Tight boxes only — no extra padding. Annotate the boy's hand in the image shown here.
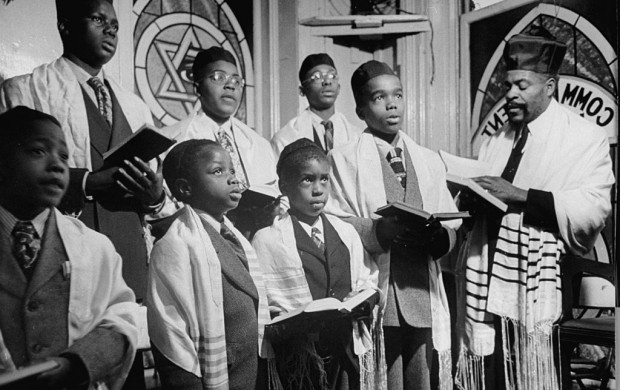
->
[376,215,407,247]
[473,176,527,204]
[116,157,164,206]
[35,357,77,389]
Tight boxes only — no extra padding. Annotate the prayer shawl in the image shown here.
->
[271,107,362,156]
[456,99,614,390]
[160,110,278,187]
[325,129,461,390]
[252,212,381,389]
[147,206,278,389]
[0,209,141,390]
[0,57,153,170]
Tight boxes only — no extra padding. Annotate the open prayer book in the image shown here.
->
[268,289,380,328]
[103,124,176,167]
[0,360,59,386]
[375,201,470,225]
[439,150,508,212]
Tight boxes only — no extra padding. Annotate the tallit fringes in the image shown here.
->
[501,317,559,390]
[278,339,327,390]
[455,349,485,390]
[267,358,284,390]
[359,347,374,390]
[373,317,388,390]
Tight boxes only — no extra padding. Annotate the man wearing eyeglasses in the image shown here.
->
[0,0,165,302]
[160,47,280,237]
[272,53,361,156]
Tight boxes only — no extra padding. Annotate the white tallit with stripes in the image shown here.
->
[252,212,382,389]
[456,99,614,390]
[147,206,278,389]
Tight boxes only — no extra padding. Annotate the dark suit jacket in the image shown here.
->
[0,211,127,385]
[59,86,148,300]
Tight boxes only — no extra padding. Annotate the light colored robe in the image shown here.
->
[272,108,361,156]
[0,57,153,170]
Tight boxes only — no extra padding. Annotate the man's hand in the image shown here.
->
[116,157,164,206]
[473,176,527,204]
[376,215,408,247]
[393,218,443,248]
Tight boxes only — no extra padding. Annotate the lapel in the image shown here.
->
[107,82,133,149]
[199,219,258,301]
[80,86,110,168]
[26,212,66,297]
[321,214,346,263]
[402,143,423,209]
[0,229,27,298]
[291,216,326,263]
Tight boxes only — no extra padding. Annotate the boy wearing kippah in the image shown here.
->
[325,61,461,390]
[160,46,279,237]
[252,138,379,390]
[147,139,276,390]
[272,53,361,156]
[0,106,139,389]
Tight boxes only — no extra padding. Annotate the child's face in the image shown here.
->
[0,120,69,220]
[356,74,404,135]
[195,60,243,124]
[186,145,242,220]
[300,64,340,111]
[281,158,330,224]
[64,0,119,68]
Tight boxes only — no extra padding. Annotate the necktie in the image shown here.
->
[387,147,407,189]
[87,77,113,126]
[500,126,529,183]
[12,221,41,274]
[217,127,248,190]
[311,227,325,253]
[220,223,248,269]
[322,120,334,152]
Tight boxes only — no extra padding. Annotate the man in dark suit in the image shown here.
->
[0,0,166,299]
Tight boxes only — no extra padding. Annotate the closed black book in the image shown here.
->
[103,124,176,167]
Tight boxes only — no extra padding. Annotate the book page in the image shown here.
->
[304,297,343,313]
[0,360,59,386]
[439,150,491,178]
[339,289,379,313]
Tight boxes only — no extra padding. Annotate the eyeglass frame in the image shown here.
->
[197,70,246,89]
[301,71,339,85]
[86,15,119,33]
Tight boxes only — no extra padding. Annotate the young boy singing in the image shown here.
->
[0,106,139,389]
[252,138,379,390]
[272,53,361,156]
[325,61,461,390]
[146,139,277,390]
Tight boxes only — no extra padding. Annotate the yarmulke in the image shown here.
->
[192,46,237,81]
[56,0,112,19]
[299,53,336,82]
[351,60,397,104]
[277,138,325,176]
[503,25,567,74]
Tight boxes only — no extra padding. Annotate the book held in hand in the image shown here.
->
[103,124,176,167]
[446,173,508,212]
[375,201,470,225]
[0,360,59,386]
[237,184,281,210]
[267,288,380,328]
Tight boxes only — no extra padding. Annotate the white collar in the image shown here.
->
[0,205,51,238]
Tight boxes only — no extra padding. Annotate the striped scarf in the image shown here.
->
[147,206,281,389]
[456,213,563,390]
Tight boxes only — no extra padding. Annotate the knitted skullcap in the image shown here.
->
[192,46,237,82]
[299,53,336,82]
[351,60,397,105]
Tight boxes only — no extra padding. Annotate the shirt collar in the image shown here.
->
[307,108,334,128]
[198,110,233,136]
[63,56,105,85]
[195,207,222,231]
[525,98,558,139]
[0,205,50,238]
[296,214,324,239]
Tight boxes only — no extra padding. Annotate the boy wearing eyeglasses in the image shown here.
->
[272,53,361,156]
[160,47,280,237]
[0,0,165,301]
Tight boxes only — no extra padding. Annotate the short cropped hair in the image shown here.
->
[0,106,62,161]
[277,138,328,183]
[162,139,220,200]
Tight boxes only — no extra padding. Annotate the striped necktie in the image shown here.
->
[387,147,407,189]
[87,77,113,126]
[322,120,334,151]
[217,126,248,190]
[311,227,325,253]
